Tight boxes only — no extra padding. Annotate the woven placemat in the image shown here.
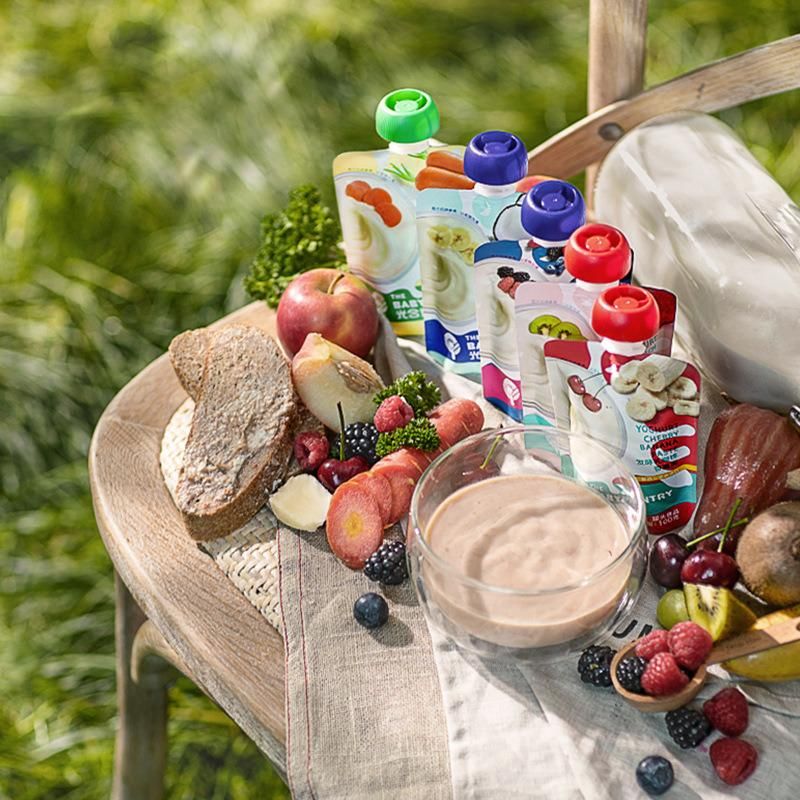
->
[160,398,283,631]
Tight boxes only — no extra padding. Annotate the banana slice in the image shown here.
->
[634,385,668,411]
[427,225,452,248]
[667,376,698,401]
[672,399,701,417]
[269,474,332,531]
[619,361,640,383]
[635,361,666,393]
[611,372,638,394]
[626,395,657,422]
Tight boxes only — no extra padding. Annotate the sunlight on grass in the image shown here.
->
[1,0,797,797]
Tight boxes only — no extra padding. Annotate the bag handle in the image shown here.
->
[528,33,800,180]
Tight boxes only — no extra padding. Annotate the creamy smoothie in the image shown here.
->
[423,473,632,647]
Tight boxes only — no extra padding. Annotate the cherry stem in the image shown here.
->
[479,433,503,470]
[685,517,749,548]
[717,497,743,553]
[337,401,346,460]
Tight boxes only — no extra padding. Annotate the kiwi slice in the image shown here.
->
[684,584,757,642]
[549,321,586,341]
[528,314,561,336]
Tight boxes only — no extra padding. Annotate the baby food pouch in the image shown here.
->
[417,130,529,376]
[545,285,701,533]
[474,180,587,419]
[333,89,467,336]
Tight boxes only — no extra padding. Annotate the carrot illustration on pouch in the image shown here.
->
[425,150,466,174]
[415,167,475,191]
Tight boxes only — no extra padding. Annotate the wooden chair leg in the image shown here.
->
[112,574,168,800]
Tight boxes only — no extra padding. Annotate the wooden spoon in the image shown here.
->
[611,617,800,712]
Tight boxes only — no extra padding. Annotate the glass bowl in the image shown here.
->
[407,426,647,662]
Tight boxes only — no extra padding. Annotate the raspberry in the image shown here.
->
[668,621,713,671]
[635,629,670,661]
[508,281,519,299]
[374,395,414,433]
[640,652,689,696]
[709,737,758,786]
[497,276,515,294]
[703,688,749,736]
[293,431,329,472]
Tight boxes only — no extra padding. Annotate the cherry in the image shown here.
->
[317,456,370,493]
[567,375,585,395]
[695,529,741,557]
[649,534,690,589]
[582,393,603,413]
[680,550,739,588]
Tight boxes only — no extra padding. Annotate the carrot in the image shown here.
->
[363,187,392,207]
[515,175,555,192]
[345,180,371,201]
[415,167,475,191]
[426,150,465,174]
[375,202,402,228]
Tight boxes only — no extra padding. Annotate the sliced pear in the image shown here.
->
[684,584,757,642]
[723,603,800,682]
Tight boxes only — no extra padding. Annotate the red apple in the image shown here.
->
[276,269,380,358]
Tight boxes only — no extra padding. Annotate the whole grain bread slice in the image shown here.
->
[169,328,208,399]
[175,325,300,540]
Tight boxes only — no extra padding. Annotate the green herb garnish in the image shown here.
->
[375,417,440,458]
[374,371,441,417]
[244,184,345,308]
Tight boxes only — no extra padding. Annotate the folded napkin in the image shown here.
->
[279,329,800,799]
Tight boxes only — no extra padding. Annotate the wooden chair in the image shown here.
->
[88,4,800,798]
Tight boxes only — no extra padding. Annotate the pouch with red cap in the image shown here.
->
[545,285,701,533]
[417,130,534,376]
[473,180,586,419]
[513,224,677,425]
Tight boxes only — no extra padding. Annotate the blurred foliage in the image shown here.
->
[0,0,797,797]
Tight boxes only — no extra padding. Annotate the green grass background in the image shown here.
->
[1,1,798,797]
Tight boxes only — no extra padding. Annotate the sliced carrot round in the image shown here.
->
[345,471,393,528]
[373,460,417,525]
[326,482,384,569]
[363,187,392,208]
[375,202,402,228]
[345,180,371,201]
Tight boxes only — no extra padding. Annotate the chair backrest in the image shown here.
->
[528,1,800,201]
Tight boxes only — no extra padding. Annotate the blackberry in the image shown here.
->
[615,655,647,694]
[577,645,616,687]
[364,541,408,585]
[665,707,712,749]
[545,246,562,261]
[497,266,514,278]
[512,271,531,283]
[353,592,389,629]
[636,756,674,796]
[333,422,380,465]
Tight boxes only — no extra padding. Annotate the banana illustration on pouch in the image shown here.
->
[667,376,699,402]
[626,395,657,422]
[636,360,667,392]
[672,399,701,417]
[634,384,668,411]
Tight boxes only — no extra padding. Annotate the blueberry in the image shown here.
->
[497,266,514,278]
[353,592,389,629]
[635,756,674,796]
[512,271,531,283]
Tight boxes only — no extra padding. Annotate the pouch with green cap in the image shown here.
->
[333,88,464,336]
[417,130,534,376]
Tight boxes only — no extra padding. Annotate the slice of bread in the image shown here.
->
[175,325,299,540]
[169,328,208,399]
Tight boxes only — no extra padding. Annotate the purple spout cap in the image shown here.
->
[521,180,586,242]
[463,131,527,186]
